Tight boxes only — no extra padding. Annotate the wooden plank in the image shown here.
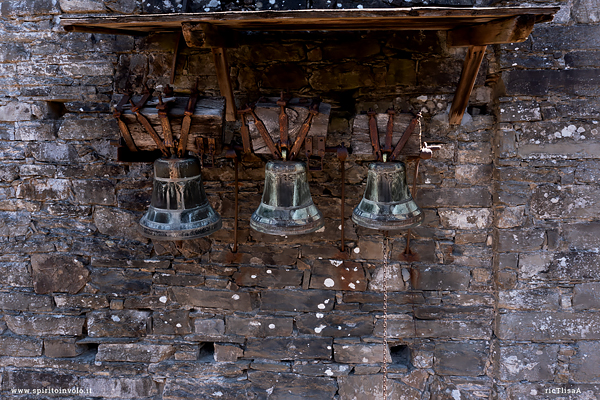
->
[61,7,559,35]
[447,15,536,46]
[182,22,238,48]
[212,47,237,122]
[247,98,331,155]
[114,95,225,153]
[449,45,487,125]
[351,113,421,157]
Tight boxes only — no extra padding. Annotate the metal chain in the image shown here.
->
[382,235,390,400]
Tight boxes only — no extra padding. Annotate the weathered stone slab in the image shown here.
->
[149,360,247,378]
[214,344,244,362]
[495,206,526,229]
[292,362,351,377]
[0,260,32,287]
[93,206,142,239]
[79,377,156,399]
[6,314,84,336]
[193,318,225,337]
[87,310,150,338]
[90,268,152,295]
[233,266,303,288]
[368,263,407,292]
[248,371,337,399]
[338,374,420,400]
[72,179,116,205]
[0,292,52,312]
[416,187,492,208]
[16,178,72,202]
[334,343,389,364]
[533,25,600,51]
[499,101,541,122]
[245,337,332,360]
[414,319,491,339]
[504,69,600,97]
[434,341,487,376]
[297,313,374,337]
[518,252,552,280]
[162,378,252,400]
[497,312,600,340]
[410,266,470,291]
[5,369,78,392]
[0,335,43,356]
[30,253,89,295]
[170,287,253,312]
[497,344,559,382]
[548,251,600,281]
[29,142,77,163]
[152,310,192,335]
[260,289,335,312]
[438,208,492,230]
[54,294,109,310]
[373,314,415,338]
[44,337,87,358]
[497,229,545,253]
[571,341,600,382]
[309,260,366,291]
[97,343,174,362]
[225,316,293,337]
[499,289,561,311]
[0,211,31,236]
[573,283,600,310]
[563,222,600,251]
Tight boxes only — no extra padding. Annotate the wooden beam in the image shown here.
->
[449,45,486,125]
[447,15,536,46]
[182,22,238,48]
[212,47,237,122]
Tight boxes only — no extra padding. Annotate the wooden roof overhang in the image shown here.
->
[62,7,558,123]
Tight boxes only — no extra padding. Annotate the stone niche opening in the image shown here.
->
[198,342,215,362]
[389,344,411,371]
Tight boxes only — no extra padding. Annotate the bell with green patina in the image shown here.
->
[139,157,222,240]
[352,161,423,230]
[251,160,324,236]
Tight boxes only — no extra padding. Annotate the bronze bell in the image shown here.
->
[251,160,324,236]
[139,157,222,240]
[352,161,424,230]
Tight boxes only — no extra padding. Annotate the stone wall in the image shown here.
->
[1,0,599,399]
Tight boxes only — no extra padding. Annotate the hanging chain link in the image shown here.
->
[382,235,390,399]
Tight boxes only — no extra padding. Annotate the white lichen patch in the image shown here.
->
[324,278,335,287]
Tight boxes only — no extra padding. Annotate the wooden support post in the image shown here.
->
[448,45,486,125]
[212,47,237,122]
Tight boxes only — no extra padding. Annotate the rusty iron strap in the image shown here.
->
[277,94,289,156]
[156,94,174,155]
[250,108,281,159]
[113,94,138,152]
[177,86,199,157]
[289,101,320,160]
[237,105,253,154]
[384,108,395,155]
[390,112,422,161]
[367,110,382,161]
[130,93,170,158]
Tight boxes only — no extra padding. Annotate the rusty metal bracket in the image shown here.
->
[156,94,175,154]
[368,109,382,161]
[277,92,289,156]
[249,106,281,159]
[178,82,199,157]
[289,99,320,160]
[130,87,170,157]
[237,105,253,154]
[390,112,422,161]
[195,137,216,167]
[383,108,395,157]
[305,136,325,171]
[113,93,138,153]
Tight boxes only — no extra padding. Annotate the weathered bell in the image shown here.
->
[352,161,424,230]
[251,160,324,236]
[139,157,222,240]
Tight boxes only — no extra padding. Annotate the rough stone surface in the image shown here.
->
[30,253,89,294]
